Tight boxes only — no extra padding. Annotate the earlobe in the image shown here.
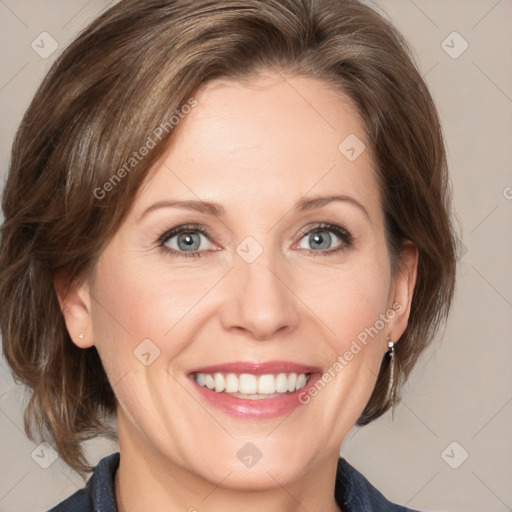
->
[53,273,94,348]
[389,241,418,341]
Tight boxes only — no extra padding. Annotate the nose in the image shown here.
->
[217,253,300,341]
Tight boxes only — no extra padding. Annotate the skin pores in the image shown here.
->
[62,73,417,512]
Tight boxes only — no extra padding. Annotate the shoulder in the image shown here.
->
[47,452,120,512]
[335,457,422,512]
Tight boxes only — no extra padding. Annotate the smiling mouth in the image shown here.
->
[191,371,311,399]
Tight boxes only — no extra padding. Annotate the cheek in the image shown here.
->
[89,252,220,360]
[296,256,391,403]
[87,259,193,427]
[287,260,392,441]
[299,257,392,346]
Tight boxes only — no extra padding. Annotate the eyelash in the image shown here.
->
[295,222,353,257]
[157,223,212,259]
[157,222,354,258]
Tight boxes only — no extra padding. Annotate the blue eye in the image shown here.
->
[158,222,353,259]
[159,225,213,257]
[297,224,352,254]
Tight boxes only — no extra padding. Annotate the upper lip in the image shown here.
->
[188,361,322,375]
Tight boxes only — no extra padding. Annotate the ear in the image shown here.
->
[388,240,418,342]
[54,272,94,349]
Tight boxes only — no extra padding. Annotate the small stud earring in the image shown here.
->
[78,333,84,339]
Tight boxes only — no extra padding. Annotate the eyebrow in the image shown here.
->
[138,200,225,221]
[138,194,370,222]
[295,195,370,221]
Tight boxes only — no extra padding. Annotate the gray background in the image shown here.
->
[0,1,511,511]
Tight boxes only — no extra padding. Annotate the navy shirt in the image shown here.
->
[48,452,420,511]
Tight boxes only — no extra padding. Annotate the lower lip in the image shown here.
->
[189,373,322,419]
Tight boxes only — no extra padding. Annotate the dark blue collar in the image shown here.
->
[48,452,420,511]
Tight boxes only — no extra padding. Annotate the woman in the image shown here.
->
[0,0,456,510]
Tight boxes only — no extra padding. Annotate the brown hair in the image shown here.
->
[0,0,456,476]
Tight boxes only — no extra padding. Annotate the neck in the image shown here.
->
[114,419,343,512]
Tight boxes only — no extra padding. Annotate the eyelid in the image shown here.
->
[157,221,354,258]
[293,222,353,245]
[157,223,221,258]
[288,223,354,258]
[157,223,215,246]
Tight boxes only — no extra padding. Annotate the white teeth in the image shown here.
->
[204,374,215,390]
[275,373,289,393]
[287,372,297,392]
[214,373,225,392]
[194,372,311,395]
[258,374,276,394]
[225,373,238,393]
[296,373,307,390]
[239,374,257,394]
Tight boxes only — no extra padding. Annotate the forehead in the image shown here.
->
[133,74,381,222]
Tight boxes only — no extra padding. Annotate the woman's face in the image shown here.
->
[66,74,416,489]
